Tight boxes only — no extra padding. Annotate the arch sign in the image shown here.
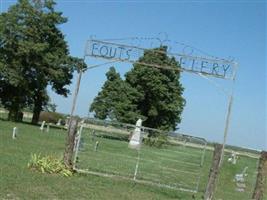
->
[66,36,238,193]
[68,36,238,171]
[85,39,237,80]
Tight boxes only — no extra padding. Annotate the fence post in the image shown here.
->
[204,143,223,200]
[252,151,267,200]
[63,118,78,168]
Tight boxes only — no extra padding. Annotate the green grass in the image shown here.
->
[77,129,209,192]
[0,119,264,200]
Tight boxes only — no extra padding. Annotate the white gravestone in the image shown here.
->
[56,119,62,126]
[228,151,238,164]
[129,119,142,150]
[235,182,246,192]
[40,121,46,131]
[12,127,17,139]
[234,166,248,192]
[94,141,99,152]
[235,166,248,183]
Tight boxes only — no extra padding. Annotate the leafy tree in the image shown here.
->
[90,67,142,124]
[44,101,57,112]
[90,47,185,132]
[125,46,185,131]
[0,0,84,122]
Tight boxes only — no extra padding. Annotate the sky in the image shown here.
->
[1,0,266,150]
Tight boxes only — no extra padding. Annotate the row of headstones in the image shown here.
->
[11,119,82,139]
[40,118,73,132]
[11,120,51,139]
[227,151,249,192]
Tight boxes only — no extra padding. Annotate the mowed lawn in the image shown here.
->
[0,119,263,200]
[77,128,210,193]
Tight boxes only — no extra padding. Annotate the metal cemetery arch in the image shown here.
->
[68,35,238,192]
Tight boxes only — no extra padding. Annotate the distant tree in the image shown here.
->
[125,46,185,131]
[90,67,142,124]
[0,0,85,122]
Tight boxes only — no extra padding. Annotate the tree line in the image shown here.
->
[0,0,86,124]
[0,0,186,131]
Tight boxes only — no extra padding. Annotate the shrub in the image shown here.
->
[143,134,167,148]
[28,154,72,177]
[39,111,64,124]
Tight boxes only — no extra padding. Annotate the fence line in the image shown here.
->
[74,118,207,193]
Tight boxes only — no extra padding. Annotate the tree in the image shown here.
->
[125,46,185,131]
[90,46,185,131]
[90,67,142,124]
[0,0,83,123]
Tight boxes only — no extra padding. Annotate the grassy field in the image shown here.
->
[0,119,264,200]
[76,128,209,193]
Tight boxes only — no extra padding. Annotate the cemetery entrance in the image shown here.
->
[68,35,238,193]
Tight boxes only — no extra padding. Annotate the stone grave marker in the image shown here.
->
[12,127,17,139]
[234,166,248,192]
[40,121,45,131]
[56,119,62,126]
[94,141,99,152]
[228,151,238,165]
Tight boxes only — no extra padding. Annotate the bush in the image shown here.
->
[143,134,167,148]
[28,154,72,177]
[39,111,64,124]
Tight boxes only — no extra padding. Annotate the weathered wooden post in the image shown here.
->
[63,118,78,168]
[252,151,267,200]
[204,143,223,200]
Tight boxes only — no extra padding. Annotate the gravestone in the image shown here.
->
[12,127,17,139]
[228,151,238,165]
[234,167,248,192]
[235,182,246,192]
[40,121,45,131]
[129,119,142,150]
[56,119,62,126]
[234,166,248,184]
[94,141,99,152]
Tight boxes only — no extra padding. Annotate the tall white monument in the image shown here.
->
[129,119,142,150]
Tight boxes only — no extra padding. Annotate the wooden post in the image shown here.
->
[63,118,78,168]
[252,151,267,200]
[204,143,223,200]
